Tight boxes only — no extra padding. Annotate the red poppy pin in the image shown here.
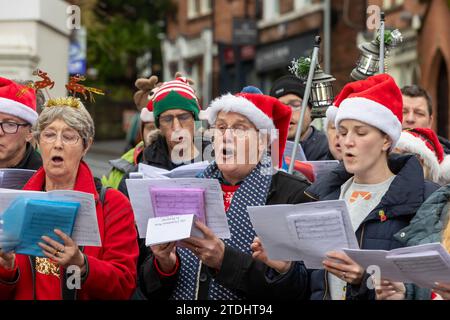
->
[378,210,387,222]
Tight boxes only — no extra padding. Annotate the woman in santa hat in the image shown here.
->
[137,92,312,300]
[254,74,440,300]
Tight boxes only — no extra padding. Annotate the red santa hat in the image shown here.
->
[140,100,154,122]
[207,92,292,166]
[396,128,443,183]
[334,74,403,149]
[0,77,38,125]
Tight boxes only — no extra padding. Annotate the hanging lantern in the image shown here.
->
[351,29,403,81]
[310,66,336,119]
[350,39,381,80]
[289,57,336,118]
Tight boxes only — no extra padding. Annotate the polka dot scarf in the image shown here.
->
[170,155,273,300]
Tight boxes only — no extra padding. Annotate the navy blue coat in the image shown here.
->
[304,154,439,300]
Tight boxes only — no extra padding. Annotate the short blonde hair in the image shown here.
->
[33,97,95,148]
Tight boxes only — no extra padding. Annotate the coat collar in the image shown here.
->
[23,160,99,202]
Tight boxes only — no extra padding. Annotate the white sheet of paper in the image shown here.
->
[304,160,340,180]
[145,214,195,246]
[138,161,209,179]
[138,163,170,179]
[0,189,101,246]
[387,243,450,288]
[248,200,358,269]
[126,178,230,239]
[343,249,409,283]
[284,141,307,162]
[345,243,450,288]
[165,161,209,178]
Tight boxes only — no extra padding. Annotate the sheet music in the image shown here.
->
[0,189,101,246]
[345,243,450,288]
[126,178,230,239]
[248,200,358,269]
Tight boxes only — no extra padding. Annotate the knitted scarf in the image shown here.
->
[171,155,273,300]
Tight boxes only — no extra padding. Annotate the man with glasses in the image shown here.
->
[118,77,208,196]
[0,77,42,179]
[270,75,329,161]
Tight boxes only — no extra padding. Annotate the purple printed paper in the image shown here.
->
[149,187,206,224]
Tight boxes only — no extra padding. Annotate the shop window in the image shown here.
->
[188,0,212,19]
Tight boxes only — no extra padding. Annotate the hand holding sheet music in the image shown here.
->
[126,178,230,239]
[0,189,101,250]
[248,200,358,269]
[344,243,450,289]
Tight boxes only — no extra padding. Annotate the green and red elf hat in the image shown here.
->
[140,77,207,127]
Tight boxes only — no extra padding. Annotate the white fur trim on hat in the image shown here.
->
[0,97,38,125]
[198,109,209,120]
[326,105,338,123]
[439,155,450,185]
[207,93,275,131]
[335,97,402,149]
[396,131,441,183]
[140,107,154,122]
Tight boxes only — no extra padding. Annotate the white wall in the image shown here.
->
[0,0,70,97]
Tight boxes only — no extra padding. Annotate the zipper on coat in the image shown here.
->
[304,190,319,201]
[322,270,329,300]
[194,261,202,300]
[358,224,366,248]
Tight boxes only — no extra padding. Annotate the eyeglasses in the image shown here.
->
[0,122,30,134]
[159,112,194,127]
[40,130,81,145]
[211,124,258,138]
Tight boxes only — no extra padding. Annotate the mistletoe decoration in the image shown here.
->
[289,57,312,80]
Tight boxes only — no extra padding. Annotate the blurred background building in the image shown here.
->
[0,0,70,97]
[0,0,448,139]
[162,0,449,135]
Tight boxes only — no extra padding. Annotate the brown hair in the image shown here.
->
[401,85,433,116]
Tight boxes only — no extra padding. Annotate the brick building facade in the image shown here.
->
[162,0,449,136]
[368,0,450,137]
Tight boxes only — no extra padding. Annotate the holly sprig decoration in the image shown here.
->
[376,29,403,48]
[289,57,312,80]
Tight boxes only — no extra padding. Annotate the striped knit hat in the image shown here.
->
[140,77,206,127]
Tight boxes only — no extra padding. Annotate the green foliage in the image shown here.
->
[289,57,312,79]
[79,0,174,97]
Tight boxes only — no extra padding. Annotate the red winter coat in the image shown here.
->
[0,161,138,300]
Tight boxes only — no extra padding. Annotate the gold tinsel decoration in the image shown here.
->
[45,96,82,109]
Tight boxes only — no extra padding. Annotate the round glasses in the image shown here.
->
[40,130,81,145]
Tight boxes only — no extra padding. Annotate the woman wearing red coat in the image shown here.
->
[0,97,138,300]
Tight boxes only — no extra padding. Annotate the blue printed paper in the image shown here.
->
[1,198,80,257]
